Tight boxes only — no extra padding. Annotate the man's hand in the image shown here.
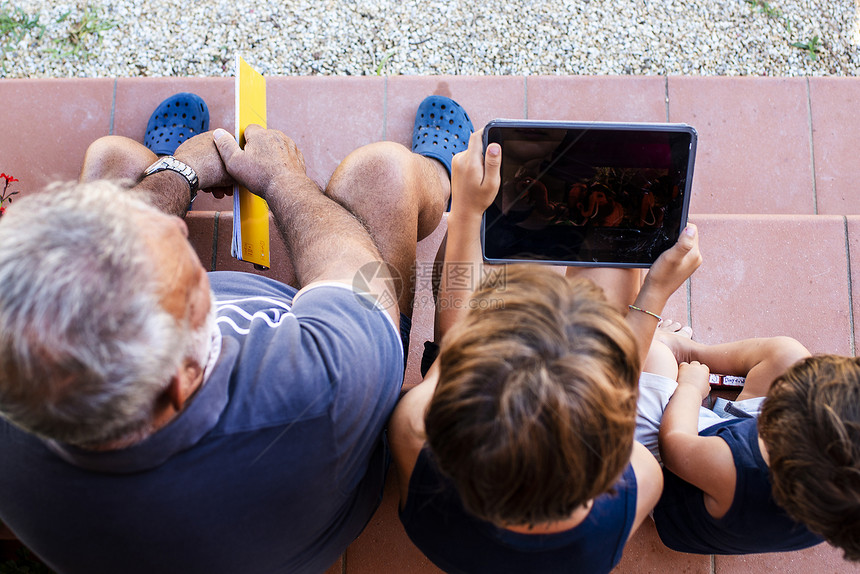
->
[449,130,501,219]
[677,361,711,400]
[642,223,702,301]
[213,125,309,201]
[173,131,234,191]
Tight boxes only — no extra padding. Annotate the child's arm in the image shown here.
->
[659,361,738,519]
[626,225,702,367]
[436,130,502,337]
[666,336,810,401]
[389,363,440,506]
[390,133,501,504]
[629,441,664,534]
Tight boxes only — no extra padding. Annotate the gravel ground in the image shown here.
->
[2,0,858,78]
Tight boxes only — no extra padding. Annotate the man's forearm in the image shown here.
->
[265,174,384,288]
[133,171,192,217]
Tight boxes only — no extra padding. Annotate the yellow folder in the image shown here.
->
[231,56,271,269]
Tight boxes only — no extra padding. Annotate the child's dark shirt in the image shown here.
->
[399,447,637,573]
[653,417,823,554]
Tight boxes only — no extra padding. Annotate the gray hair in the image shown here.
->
[0,181,187,447]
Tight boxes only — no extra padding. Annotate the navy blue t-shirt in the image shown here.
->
[653,417,823,554]
[0,272,403,574]
[399,447,638,574]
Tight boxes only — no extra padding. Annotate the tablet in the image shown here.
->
[481,120,697,267]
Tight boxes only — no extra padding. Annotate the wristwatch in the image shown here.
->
[142,156,199,202]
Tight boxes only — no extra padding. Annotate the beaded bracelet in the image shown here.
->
[627,304,663,322]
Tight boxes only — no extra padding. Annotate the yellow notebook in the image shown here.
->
[231,56,271,269]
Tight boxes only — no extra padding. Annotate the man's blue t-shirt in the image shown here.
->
[653,417,823,554]
[0,272,403,574]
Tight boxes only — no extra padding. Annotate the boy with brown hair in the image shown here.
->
[389,128,702,573]
[651,332,860,558]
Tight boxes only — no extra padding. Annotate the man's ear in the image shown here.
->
[166,359,204,411]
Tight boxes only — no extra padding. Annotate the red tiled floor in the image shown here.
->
[267,76,386,188]
[714,543,860,573]
[324,556,344,574]
[386,75,526,145]
[613,520,712,573]
[527,76,667,122]
[213,211,297,286]
[809,78,860,216]
[668,77,814,215]
[690,215,851,355]
[345,474,444,574]
[662,281,691,328]
[0,78,113,194]
[113,77,235,212]
[185,211,217,272]
[846,216,860,354]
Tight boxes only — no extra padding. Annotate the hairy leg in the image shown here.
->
[325,142,450,318]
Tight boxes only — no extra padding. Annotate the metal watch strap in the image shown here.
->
[142,156,199,202]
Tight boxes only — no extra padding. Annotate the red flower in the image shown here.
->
[1,173,19,210]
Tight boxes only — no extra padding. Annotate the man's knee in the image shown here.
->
[327,141,414,205]
[81,136,155,183]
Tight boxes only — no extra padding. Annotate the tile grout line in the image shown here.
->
[382,76,388,141]
[523,75,528,118]
[109,77,117,135]
[844,216,856,356]
[664,75,670,122]
[211,211,220,272]
[806,77,818,215]
[710,554,716,574]
[686,277,693,330]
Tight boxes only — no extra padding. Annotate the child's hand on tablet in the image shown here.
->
[450,130,501,219]
[642,223,702,302]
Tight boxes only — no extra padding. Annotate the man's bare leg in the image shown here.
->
[325,141,450,318]
[80,136,157,184]
[81,134,232,218]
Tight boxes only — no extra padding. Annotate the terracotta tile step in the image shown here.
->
[2,77,859,216]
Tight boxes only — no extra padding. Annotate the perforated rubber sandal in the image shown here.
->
[144,93,209,156]
[411,95,473,178]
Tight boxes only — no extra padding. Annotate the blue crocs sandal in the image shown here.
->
[411,95,474,178]
[144,93,210,156]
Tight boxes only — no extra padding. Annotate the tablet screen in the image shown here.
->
[482,121,696,267]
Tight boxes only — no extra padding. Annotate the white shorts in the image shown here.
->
[635,372,765,464]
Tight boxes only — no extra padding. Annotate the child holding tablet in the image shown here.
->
[389,130,702,573]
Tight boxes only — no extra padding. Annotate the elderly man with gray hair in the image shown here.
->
[0,93,470,573]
